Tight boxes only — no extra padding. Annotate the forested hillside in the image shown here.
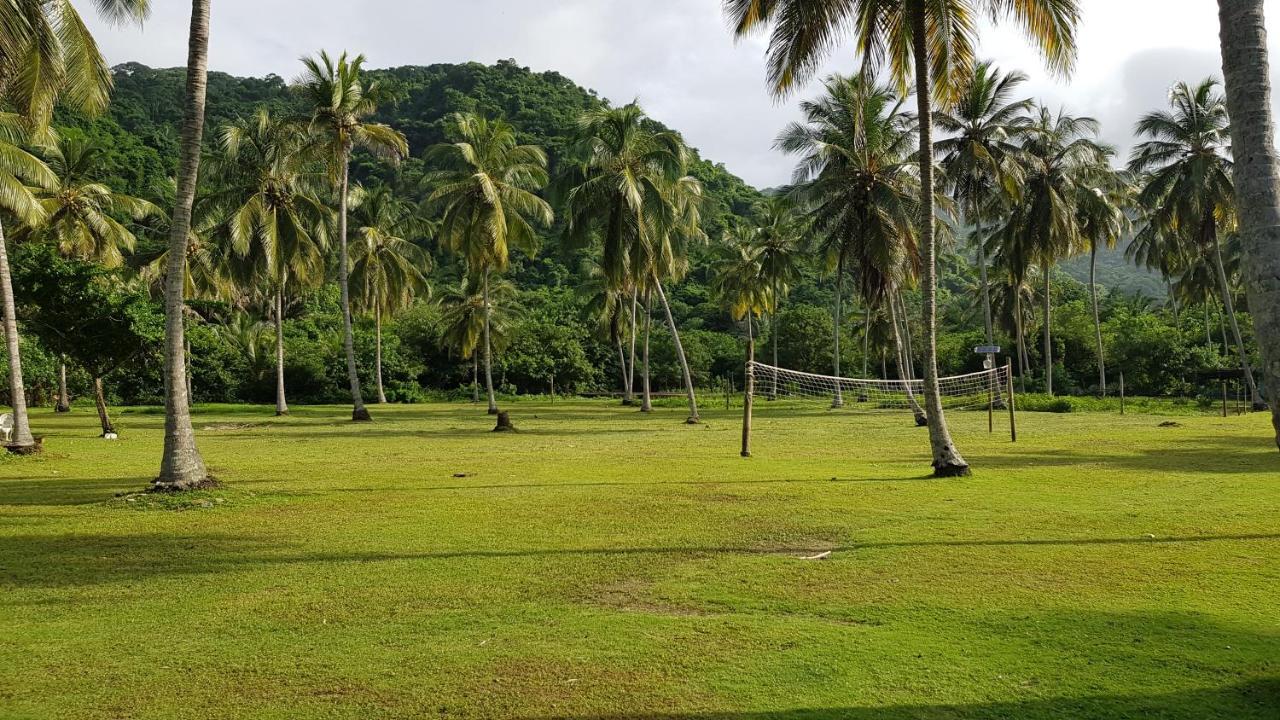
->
[21,59,1243,408]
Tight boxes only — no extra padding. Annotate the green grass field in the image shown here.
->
[1,400,1277,719]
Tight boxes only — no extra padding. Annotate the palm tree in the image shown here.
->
[154,0,213,490]
[439,275,518,403]
[560,103,696,415]
[579,261,631,398]
[725,0,1080,476]
[207,108,330,416]
[215,312,273,386]
[751,195,805,397]
[425,113,552,415]
[713,220,772,352]
[1217,0,1280,444]
[17,135,157,413]
[935,61,1032,360]
[997,104,1109,396]
[1075,167,1132,395]
[0,113,55,450]
[294,50,408,422]
[777,74,923,419]
[349,184,432,404]
[1129,78,1263,408]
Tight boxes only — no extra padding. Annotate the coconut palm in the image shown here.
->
[16,135,157,412]
[215,311,273,385]
[349,184,433,404]
[578,261,631,398]
[154,0,213,490]
[206,108,331,416]
[726,0,1080,476]
[1075,166,1132,395]
[294,50,408,422]
[1217,0,1280,443]
[425,112,552,415]
[997,104,1109,396]
[713,220,772,353]
[560,102,693,413]
[751,195,805,396]
[777,74,922,418]
[1128,78,1263,408]
[935,61,1032,358]
[439,275,518,403]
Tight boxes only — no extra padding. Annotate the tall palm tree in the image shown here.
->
[17,134,157,412]
[778,74,922,418]
[579,261,631,398]
[154,0,213,490]
[425,112,552,415]
[1217,0,1280,444]
[207,108,330,416]
[439,275,517,403]
[294,50,408,422]
[725,0,1080,476]
[1075,166,1132,395]
[349,184,432,404]
[1129,78,1263,408]
[935,61,1032,358]
[998,104,1109,396]
[0,113,54,450]
[751,195,805,396]
[560,103,696,415]
[713,220,772,352]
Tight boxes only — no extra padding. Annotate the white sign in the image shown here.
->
[974,345,1001,355]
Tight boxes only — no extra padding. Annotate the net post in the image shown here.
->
[987,368,994,434]
[1119,371,1125,415]
[741,341,754,458]
[1005,359,1017,443]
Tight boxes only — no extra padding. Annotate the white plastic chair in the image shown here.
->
[0,413,12,443]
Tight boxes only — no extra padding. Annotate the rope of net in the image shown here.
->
[747,361,1009,412]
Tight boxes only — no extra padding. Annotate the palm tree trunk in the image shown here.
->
[1043,267,1054,396]
[274,287,288,416]
[640,289,652,413]
[862,305,871,377]
[1210,224,1263,406]
[653,276,699,423]
[1218,0,1280,439]
[1014,287,1028,381]
[1090,244,1106,396]
[831,256,845,408]
[911,6,968,476]
[337,155,370,422]
[374,304,387,404]
[890,290,928,426]
[482,268,498,415]
[1205,301,1213,347]
[471,354,479,403]
[0,219,35,450]
[769,305,779,400]
[56,360,70,413]
[975,216,996,350]
[185,336,193,407]
[616,334,629,398]
[1167,278,1180,325]
[624,289,637,405]
[154,0,211,489]
[93,377,114,437]
[900,293,917,381]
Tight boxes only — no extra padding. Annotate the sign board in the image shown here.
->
[974,345,1001,355]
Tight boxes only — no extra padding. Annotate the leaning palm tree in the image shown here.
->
[349,185,432,404]
[425,113,552,415]
[0,113,55,450]
[294,50,408,422]
[206,108,331,416]
[154,0,213,490]
[726,0,1080,476]
[1217,0,1280,444]
[997,104,1109,396]
[16,135,157,412]
[1129,78,1263,408]
[935,61,1032,357]
[778,74,923,420]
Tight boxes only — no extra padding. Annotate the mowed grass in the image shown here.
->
[0,399,1277,720]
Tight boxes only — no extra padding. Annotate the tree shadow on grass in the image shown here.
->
[528,678,1280,720]
[977,433,1279,475]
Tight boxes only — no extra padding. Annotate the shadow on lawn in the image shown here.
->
[529,678,1280,720]
[980,433,1278,475]
[3,530,1277,589]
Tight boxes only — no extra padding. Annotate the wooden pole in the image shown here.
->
[1222,380,1228,418]
[741,340,754,458]
[987,367,994,434]
[1005,359,1017,443]
[1119,372,1126,415]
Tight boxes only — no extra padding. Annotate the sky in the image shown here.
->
[83,0,1280,189]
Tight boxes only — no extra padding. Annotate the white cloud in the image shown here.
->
[83,0,1280,188]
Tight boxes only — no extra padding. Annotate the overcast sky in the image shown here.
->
[84,0,1280,189]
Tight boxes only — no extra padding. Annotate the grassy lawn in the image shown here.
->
[1,399,1277,719]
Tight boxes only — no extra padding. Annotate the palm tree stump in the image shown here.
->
[493,411,516,432]
[352,407,372,422]
[4,437,43,455]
